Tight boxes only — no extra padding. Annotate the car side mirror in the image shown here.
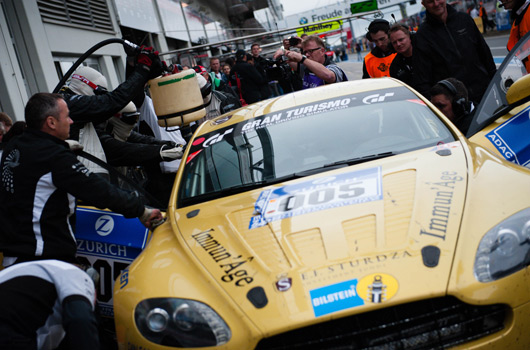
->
[506,73,530,105]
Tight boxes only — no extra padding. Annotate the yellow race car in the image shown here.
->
[113,38,530,349]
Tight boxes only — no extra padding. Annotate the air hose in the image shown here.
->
[52,38,140,93]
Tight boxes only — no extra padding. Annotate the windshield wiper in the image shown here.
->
[323,152,395,168]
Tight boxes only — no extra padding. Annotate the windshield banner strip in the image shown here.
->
[188,88,414,155]
[249,167,383,229]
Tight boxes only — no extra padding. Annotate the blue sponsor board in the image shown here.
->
[249,167,382,229]
[486,105,530,167]
[310,279,365,317]
[75,207,149,253]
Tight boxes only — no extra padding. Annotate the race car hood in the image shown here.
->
[175,142,468,334]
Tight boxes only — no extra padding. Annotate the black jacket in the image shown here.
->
[0,129,145,264]
[230,60,266,104]
[60,67,150,140]
[412,5,496,105]
[389,34,416,87]
[390,53,414,86]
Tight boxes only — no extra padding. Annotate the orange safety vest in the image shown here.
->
[364,52,397,78]
[507,7,530,72]
[507,8,530,51]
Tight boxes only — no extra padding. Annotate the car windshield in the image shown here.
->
[178,86,454,207]
[467,30,530,136]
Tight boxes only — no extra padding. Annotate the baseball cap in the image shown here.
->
[235,49,246,60]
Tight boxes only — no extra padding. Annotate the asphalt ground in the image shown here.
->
[336,30,510,81]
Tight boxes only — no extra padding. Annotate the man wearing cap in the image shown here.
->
[230,49,267,104]
[362,19,396,78]
[412,0,495,105]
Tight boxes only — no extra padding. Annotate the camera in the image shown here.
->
[288,36,301,47]
[262,57,302,93]
[263,57,291,81]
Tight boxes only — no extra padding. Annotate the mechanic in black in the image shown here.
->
[0,93,162,267]
[230,49,267,104]
[412,0,496,105]
[0,260,99,350]
[60,47,163,141]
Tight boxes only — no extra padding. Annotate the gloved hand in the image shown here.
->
[136,46,163,79]
[65,139,84,152]
[160,144,184,161]
[123,39,141,56]
[139,207,164,230]
[155,140,177,148]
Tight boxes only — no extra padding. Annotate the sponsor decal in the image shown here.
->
[362,92,394,104]
[301,250,412,284]
[186,89,414,163]
[309,273,398,317]
[77,240,128,258]
[356,273,399,303]
[2,149,19,193]
[486,105,530,166]
[310,279,364,317]
[119,268,129,289]
[192,230,254,286]
[275,277,292,292]
[249,167,383,229]
[75,208,149,253]
[241,97,354,133]
[95,215,114,236]
[420,171,463,240]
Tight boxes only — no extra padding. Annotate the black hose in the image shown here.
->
[52,38,128,93]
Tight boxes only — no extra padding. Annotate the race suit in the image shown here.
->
[60,68,151,141]
[0,260,98,350]
[0,129,145,265]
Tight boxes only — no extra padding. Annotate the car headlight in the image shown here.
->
[135,298,231,347]
[474,207,530,282]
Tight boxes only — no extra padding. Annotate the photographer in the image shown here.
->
[274,35,347,89]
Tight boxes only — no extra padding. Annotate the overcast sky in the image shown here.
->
[280,0,343,17]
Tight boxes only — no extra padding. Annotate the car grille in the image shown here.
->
[255,296,507,350]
